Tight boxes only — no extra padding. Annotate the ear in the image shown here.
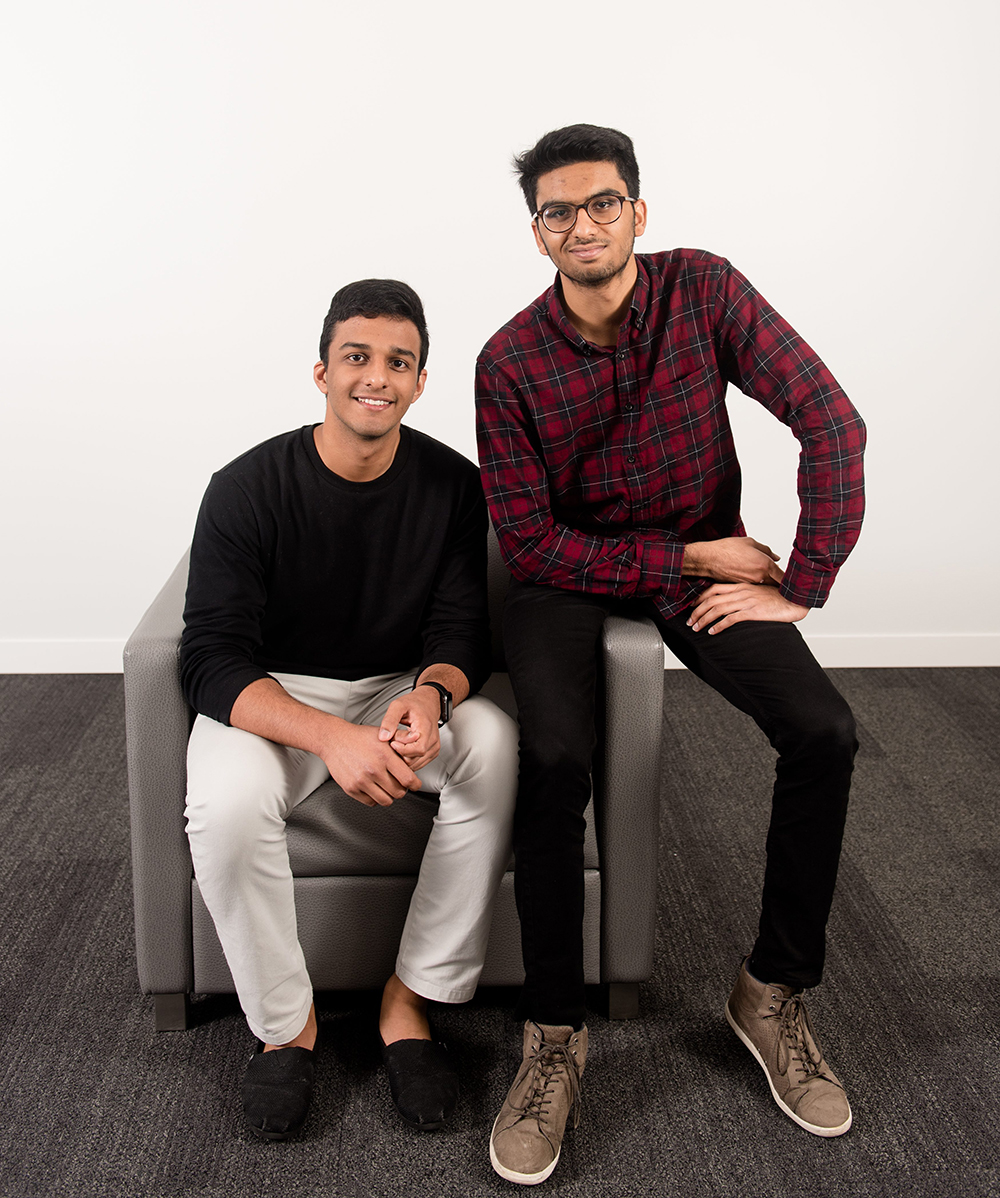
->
[313,360,328,394]
[633,198,648,238]
[411,368,428,404]
[531,218,550,258]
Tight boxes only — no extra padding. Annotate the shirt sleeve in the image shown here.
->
[179,472,273,724]
[416,471,493,696]
[475,354,686,599]
[713,261,867,607]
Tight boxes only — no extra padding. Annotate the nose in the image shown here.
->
[364,360,389,389]
[571,206,602,239]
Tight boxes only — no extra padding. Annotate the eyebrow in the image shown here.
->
[537,187,623,211]
[339,341,416,361]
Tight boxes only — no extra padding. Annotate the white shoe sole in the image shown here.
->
[725,1000,853,1138]
[489,1113,561,1185]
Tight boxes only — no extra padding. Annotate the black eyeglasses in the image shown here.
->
[534,194,637,234]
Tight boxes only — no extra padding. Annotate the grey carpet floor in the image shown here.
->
[0,669,997,1198]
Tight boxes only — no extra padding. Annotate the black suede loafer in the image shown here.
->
[241,1045,315,1141]
[381,1038,459,1131]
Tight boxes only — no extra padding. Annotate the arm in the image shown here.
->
[377,462,483,770]
[413,470,492,696]
[230,677,421,807]
[180,472,276,723]
[475,356,685,599]
[713,260,866,608]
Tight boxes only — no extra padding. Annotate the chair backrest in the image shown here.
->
[486,523,511,671]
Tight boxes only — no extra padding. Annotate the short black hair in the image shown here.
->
[319,278,429,370]
[513,124,640,215]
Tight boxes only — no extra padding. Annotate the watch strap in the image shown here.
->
[412,679,452,726]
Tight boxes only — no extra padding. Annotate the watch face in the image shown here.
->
[419,680,452,725]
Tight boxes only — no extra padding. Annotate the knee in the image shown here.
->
[184,778,284,862]
[438,698,519,813]
[779,695,857,764]
[520,717,595,784]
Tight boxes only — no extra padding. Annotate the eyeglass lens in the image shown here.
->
[540,195,624,233]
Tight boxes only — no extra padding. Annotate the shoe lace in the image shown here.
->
[773,994,829,1083]
[513,1037,583,1131]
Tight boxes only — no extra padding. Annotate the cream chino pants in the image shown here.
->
[184,671,518,1045]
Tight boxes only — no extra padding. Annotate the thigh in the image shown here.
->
[185,713,330,826]
[656,612,853,748]
[502,580,613,738]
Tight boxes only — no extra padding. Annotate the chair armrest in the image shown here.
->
[597,614,665,983]
[123,552,195,995]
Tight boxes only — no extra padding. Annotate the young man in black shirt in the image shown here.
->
[181,279,518,1139]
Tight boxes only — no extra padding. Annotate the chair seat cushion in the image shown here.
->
[286,784,598,875]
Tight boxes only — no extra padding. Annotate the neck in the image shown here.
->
[313,422,401,482]
[560,255,638,347]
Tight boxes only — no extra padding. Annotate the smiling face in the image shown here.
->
[531,160,647,289]
[313,314,427,450]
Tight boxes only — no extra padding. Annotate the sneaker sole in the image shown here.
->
[724,1000,853,1138]
[489,1113,561,1185]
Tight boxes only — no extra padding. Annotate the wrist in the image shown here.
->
[681,542,706,576]
[412,679,452,726]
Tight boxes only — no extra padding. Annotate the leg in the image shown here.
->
[655,614,855,1137]
[350,678,519,1131]
[154,993,189,1032]
[502,581,613,1029]
[607,982,640,1020]
[490,582,610,1184]
[391,694,519,1009]
[656,614,857,988]
[184,712,330,1045]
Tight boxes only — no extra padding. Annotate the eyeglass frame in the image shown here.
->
[533,193,638,234]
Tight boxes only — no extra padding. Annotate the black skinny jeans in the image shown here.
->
[503,579,858,1029]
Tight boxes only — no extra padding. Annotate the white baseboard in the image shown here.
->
[0,640,127,673]
[1,634,998,675]
[664,633,1000,669]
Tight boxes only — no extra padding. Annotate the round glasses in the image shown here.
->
[534,194,637,234]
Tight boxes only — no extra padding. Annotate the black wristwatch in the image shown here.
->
[413,679,453,726]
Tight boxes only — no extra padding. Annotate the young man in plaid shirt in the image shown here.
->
[476,124,866,1185]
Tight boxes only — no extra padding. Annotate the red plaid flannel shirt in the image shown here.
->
[475,249,866,615]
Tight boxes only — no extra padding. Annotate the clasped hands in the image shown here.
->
[681,536,809,635]
[322,685,442,809]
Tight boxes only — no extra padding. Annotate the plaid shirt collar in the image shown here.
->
[544,255,650,352]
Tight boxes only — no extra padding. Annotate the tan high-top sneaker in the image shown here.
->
[490,1021,588,1185]
[725,958,852,1137]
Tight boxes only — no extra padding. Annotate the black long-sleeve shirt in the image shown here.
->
[180,424,491,724]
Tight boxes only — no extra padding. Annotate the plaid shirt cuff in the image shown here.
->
[779,549,839,609]
[639,535,687,597]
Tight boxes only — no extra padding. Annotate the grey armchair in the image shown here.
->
[124,525,665,1031]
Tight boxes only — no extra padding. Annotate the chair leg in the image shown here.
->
[154,993,190,1031]
[607,982,640,1020]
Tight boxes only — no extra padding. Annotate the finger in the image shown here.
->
[692,587,761,629]
[378,698,410,741]
[706,605,756,634]
[765,560,785,585]
[354,783,394,807]
[390,737,425,758]
[689,593,730,627]
[387,755,421,793]
[401,749,436,772]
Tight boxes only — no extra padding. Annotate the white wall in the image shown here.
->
[2,0,997,671]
